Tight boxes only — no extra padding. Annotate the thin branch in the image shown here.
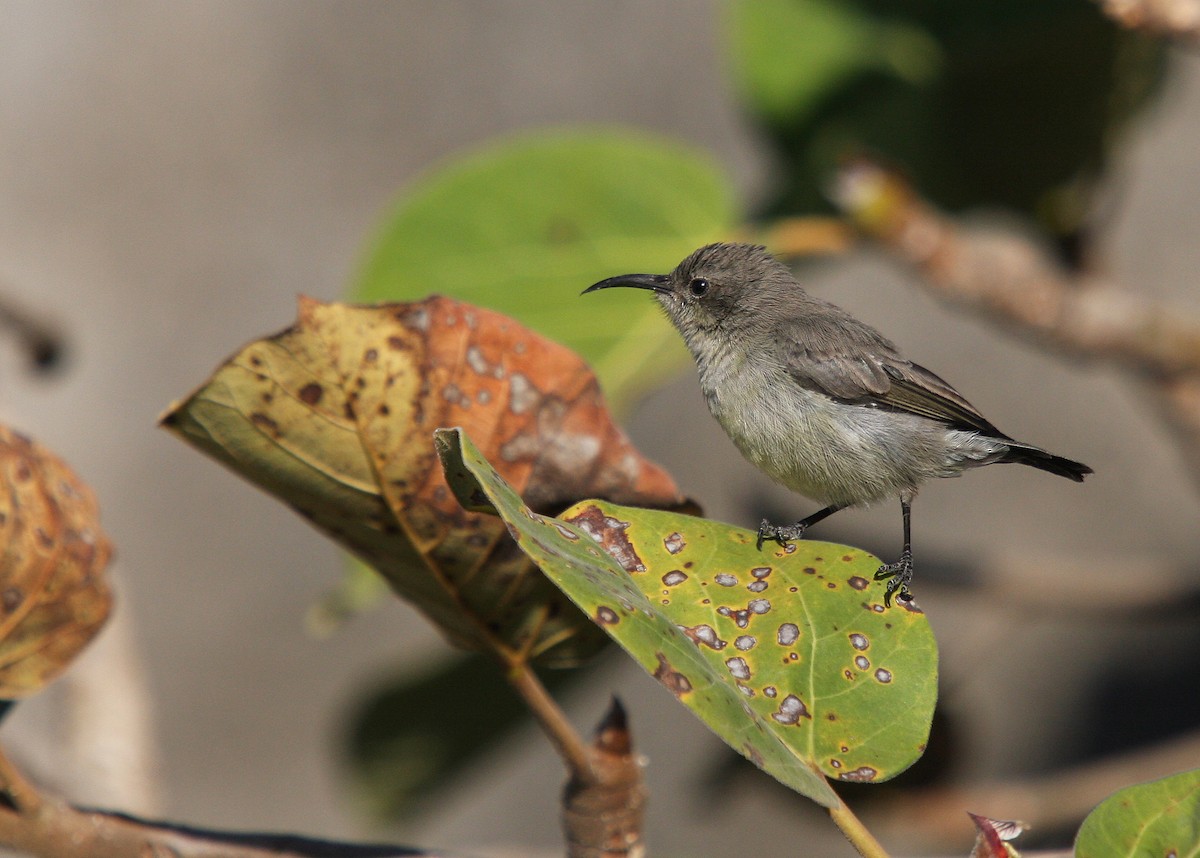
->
[831,159,1200,488]
[1096,0,1200,41]
[0,743,433,858]
[505,659,597,782]
[872,727,1200,846]
[0,288,64,372]
[562,699,647,858]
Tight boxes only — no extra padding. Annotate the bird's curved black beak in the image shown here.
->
[582,273,671,296]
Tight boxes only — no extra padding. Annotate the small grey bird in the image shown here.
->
[584,243,1091,605]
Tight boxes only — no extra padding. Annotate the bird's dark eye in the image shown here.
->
[688,278,710,297]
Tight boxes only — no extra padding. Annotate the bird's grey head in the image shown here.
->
[583,243,798,343]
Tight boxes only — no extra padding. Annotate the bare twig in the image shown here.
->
[562,699,647,858]
[0,288,64,372]
[505,658,596,782]
[0,744,434,858]
[873,727,1200,845]
[1096,0,1200,41]
[831,159,1200,487]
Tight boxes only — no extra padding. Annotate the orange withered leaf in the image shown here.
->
[0,426,113,697]
[161,296,692,665]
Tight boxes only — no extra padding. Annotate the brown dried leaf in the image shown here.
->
[968,812,1027,858]
[161,296,691,666]
[0,426,113,697]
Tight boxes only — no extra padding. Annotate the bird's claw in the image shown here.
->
[756,519,806,550]
[874,550,914,607]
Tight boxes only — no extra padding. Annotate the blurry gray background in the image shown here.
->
[1,2,1198,856]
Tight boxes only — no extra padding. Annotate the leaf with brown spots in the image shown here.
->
[436,427,938,807]
[0,425,113,697]
[161,297,692,666]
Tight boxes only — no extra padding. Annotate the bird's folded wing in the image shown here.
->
[779,316,1004,436]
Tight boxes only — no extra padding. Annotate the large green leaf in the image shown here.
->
[436,428,937,808]
[1075,768,1200,858]
[351,128,737,405]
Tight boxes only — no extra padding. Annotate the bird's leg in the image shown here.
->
[757,504,845,550]
[874,496,914,606]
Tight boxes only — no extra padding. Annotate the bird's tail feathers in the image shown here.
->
[1001,442,1092,482]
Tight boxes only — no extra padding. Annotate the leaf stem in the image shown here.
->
[828,794,890,858]
[0,743,42,816]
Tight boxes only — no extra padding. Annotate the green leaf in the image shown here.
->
[1075,768,1200,858]
[350,128,738,406]
[436,427,937,808]
[726,0,940,126]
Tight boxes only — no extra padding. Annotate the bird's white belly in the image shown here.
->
[700,362,982,506]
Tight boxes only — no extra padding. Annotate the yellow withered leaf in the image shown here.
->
[0,426,113,697]
[162,296,692,665]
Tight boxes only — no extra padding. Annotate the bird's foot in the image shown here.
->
[874,550,914,608]
[756,519,807,550]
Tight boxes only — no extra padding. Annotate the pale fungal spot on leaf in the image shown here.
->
[854,656,870,670]
[725,656,751,681]
[763,686,777,698]
[874,668,893,684]
[747,580,768,593]
[751,566,771,579]
[777,623,799,646]
[662,570,687,586]
[404,307,430,331]
[681,623,727,650]
[771,694,810,725]
[714,573,737,587]
[838,766,878,783]
[596,606,620,625]
[508,372,539,414]
[663,532,685,554]
[734,635,756,651]
[748,599,770,615]
[849,633,869,651]
[443,384,469,408]
[466,346,489,375]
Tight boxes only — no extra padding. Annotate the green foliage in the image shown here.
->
[727,0,940,125]
[726,0,1167,248]
[1075,768,1200,858]
[351,128,738,407]
[436,427,938,808]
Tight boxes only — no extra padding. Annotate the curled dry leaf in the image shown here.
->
[0,425,113,697]
[161,296,691,666]
[968,812,1026,858]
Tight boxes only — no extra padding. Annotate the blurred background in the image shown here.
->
[2,2,1199,856]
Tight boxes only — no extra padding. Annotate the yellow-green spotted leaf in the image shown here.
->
[436,427,937,807]
[1075,768,1200,858]
[351,128,737,406]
